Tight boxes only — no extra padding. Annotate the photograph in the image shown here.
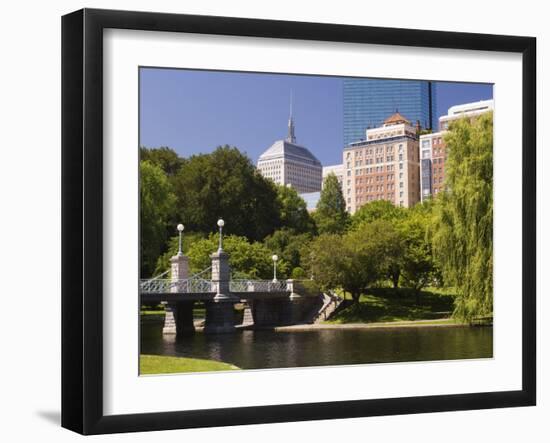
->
[138,68,494,376]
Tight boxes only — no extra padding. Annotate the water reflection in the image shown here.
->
[141,317,493,370]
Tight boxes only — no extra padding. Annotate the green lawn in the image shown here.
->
[140,354,240,374]
[328,287,458,324]
[140,310,165,316]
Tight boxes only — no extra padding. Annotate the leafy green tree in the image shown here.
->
[276,185,316,234]
[302,233,346,293]
[304,220,392,304]
[153,231,205,276]
[140,160,176,277]
[186,234,288,279]
[351,201,406,288]
[313,173,349,234]
[263,228,312,270]
[140,146,184,176]
[376,221,405,290]
[339,225,385,303]
[432,113,493,321]
[399,210,436,303]
[290,266,307,279]
[351,200,405,228]
[172,146,281,241]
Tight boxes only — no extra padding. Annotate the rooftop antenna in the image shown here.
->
[286,89,296,143]
[290,89,293,119]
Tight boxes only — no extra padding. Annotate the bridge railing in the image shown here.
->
[140,278,291,294]
[140,278,213,294]
[229,279,288,293]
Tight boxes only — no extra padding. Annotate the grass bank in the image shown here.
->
[275,318,462,332]
[327,287,459,324]
[140,354,240,374]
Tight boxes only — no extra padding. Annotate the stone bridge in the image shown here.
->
[140,247,328,335]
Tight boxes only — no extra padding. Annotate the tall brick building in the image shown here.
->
[343,112,420,213]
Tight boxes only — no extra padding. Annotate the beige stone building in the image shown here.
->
[343,112,420,213]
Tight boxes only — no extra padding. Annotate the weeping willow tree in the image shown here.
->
[432,112,493,322]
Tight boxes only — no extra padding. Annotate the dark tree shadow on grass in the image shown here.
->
[332,288,456,323]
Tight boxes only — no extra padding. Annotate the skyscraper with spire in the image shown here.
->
[257,93,322,193]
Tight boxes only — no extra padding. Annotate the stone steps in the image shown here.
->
[309,292,343,324]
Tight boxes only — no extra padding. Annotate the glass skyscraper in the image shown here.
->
[343,79,437,147]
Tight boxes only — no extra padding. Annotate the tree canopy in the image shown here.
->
[350,200,407,289]
[399,208,436,301]
[304,220,396,303]
[351,199,405,228]
[275,185,316,234]
[171,146,281,241]
[432,113,493,321]
[140,160,176,277]
[139,146,184,176]
[263,228,312,274]
[187,234,286,279]
[313,173,349,234]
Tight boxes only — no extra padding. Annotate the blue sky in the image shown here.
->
[139,68,493,166]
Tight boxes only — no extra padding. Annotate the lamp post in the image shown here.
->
[177,223,184,256]
[217,218,225,252]
[272,254,278,282]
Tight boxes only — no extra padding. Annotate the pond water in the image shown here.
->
[141,316,493,370]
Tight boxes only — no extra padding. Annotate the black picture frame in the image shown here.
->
[61,8,536,435]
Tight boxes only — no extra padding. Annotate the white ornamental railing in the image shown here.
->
[229,279,288,293]
[141,277,290,294]
[140,277,213,294]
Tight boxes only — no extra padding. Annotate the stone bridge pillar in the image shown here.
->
[163,252,195,335]
[163,301,195,335]
[170,252,189,281]
[280,279,304,325]
[205,250,237,333]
